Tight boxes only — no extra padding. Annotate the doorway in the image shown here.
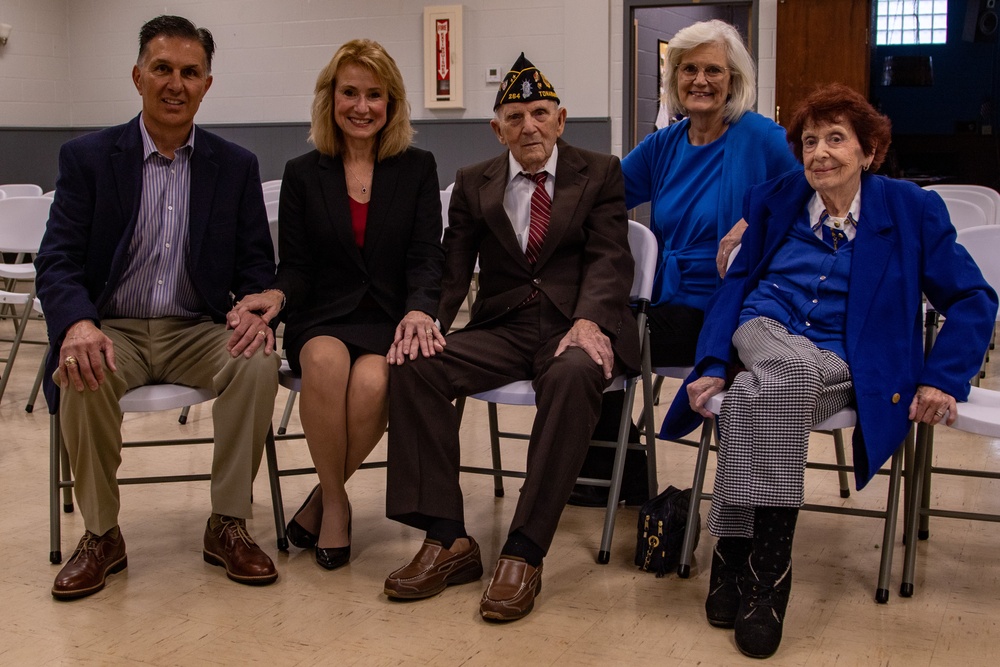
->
[623,1,756,154]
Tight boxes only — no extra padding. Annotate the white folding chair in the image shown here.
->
[901,224,1000,597]
[925,184,1000,225]
[461,220,658,564]
[679,389,905,603]
[0,183,43,198]
[940,197,989,230]
[0,196,53,403]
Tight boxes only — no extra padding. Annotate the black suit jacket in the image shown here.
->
[440,139,639,370]
[34,115,275,411]
[272,147,444,347]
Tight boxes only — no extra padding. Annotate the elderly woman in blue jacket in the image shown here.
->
[662,83,997,659]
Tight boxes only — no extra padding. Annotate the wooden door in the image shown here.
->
[775,0,872,127]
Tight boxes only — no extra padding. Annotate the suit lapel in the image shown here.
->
[846,175,894,361]
[188,126,218,270]
[319,153,366,272]
[110,117,145,236]
[480,153,530,268]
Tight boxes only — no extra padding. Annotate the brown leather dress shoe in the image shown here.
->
[480,556,543,621]
[203,516,278,585]
[384,537,484,599]
[52,528,127,600]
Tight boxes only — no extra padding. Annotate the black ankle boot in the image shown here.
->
[704,539,749,628]
[734,558,792,659]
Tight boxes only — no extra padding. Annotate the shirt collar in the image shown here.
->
[809,189,862,232]
[507,144,559,183]
[138,113,196,160]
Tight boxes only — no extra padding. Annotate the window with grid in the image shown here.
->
[876,0,949,45]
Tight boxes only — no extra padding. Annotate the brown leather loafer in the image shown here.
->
[52,528,127,600]
[480,556,543,621]
[203,516,278,585]
[384,537,484,599]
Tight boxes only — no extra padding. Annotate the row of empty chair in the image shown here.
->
[925,184,1000,229]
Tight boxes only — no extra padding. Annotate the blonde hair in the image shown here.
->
[309,39,413,160]
[663,20,757,124]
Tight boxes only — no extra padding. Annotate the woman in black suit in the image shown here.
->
[238,39,445,570]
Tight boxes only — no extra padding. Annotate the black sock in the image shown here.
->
[717,536,752,564]
[750,506,798,573]
[501,530,545,568]
[426,519,467,550]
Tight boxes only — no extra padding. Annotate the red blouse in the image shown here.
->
[348,197,368,248]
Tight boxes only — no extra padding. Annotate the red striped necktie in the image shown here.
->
[524,171,551,264]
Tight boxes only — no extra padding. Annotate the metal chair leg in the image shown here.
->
[265,426,288,551]
[875,443,904,603]
[678,417,714,578]
[901,422,932,597]
[26,350,46,413]
[833,428,851,498]
[598,379,638,564]
[49,413,64,564]
[487,402,504,497]
[278,389,298,435]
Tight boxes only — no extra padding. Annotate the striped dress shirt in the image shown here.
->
[106,116,206,318]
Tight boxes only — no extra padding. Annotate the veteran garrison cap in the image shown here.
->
[493,52,560,110]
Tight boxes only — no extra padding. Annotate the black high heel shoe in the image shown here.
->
[286,484,320,549]
[316,502,351,571]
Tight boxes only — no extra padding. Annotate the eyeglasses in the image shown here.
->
[676,63,730,82]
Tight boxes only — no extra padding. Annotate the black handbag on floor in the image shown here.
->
[634,485,698,577]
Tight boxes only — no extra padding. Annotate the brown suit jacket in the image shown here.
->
[439,139,639,371]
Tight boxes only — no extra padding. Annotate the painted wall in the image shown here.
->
[0,0,610,127]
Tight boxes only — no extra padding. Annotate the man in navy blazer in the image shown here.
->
[36,15,280,601]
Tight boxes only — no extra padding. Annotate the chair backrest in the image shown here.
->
[942,197,989,230]
[627,220,657,302]
[956,225,1000,323]
[0,196,53,253]
[266,201,279,264]
[443,182,455,193]
[0,183,43,198]
[926,184,1000,225]
[439,190,451,241]
[262,179,282,191]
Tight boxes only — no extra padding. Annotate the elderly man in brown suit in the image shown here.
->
[382,53,638,622]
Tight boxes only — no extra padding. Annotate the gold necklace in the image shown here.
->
[346,162,373,195]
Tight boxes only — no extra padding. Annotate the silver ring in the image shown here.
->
[257,330,266,337]
[934,410,945,417]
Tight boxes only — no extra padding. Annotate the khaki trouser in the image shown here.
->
[57,317,280,535]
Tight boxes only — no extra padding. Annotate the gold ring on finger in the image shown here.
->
[64,356,77,366]
[257,330,266,337]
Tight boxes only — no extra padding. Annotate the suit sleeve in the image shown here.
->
[917,191,998,398]
[34,141,102,344]
[228,152,275,302]
[271,158,313,309]
[437,167,484,332]
[404,151,445,317]
[571,155,634,339]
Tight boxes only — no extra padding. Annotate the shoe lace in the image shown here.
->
[744,560,790,620]
[219,516,257,548]
[70,531,100,562]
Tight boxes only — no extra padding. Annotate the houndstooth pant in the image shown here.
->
[707,317,854,538]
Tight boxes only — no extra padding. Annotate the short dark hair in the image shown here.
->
[138,15,216,73]
[787,83,892,171]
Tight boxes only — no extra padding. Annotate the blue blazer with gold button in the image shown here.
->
[663,169,998,488]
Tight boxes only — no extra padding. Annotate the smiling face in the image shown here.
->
[801,118,873,209]
[490,100,566,174]
[332,63,388,150]
[132,35,212,143]
[676,41,731,121]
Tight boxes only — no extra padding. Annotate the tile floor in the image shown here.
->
[2,315,1000,666]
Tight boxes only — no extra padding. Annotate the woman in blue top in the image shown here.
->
[573,20,798,507]
[663,84,996,659]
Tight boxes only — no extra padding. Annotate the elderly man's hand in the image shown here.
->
[233,290,284,325]
[387,311,446,365]
[554,319,614,379]
[909,385,958,426]
[687,376,725,418]
[226,308,275,358]
[58,320,117,391]
[716,218,748,277]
